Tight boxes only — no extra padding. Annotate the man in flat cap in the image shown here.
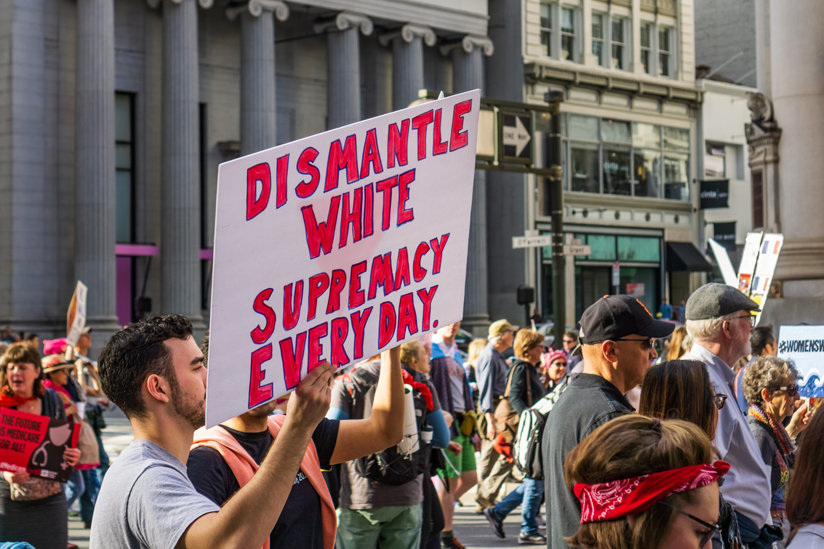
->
[475,319,517,511]
[542,295,674,549]
[682,283,778,548]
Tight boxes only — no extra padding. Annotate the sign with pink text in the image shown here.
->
[206,90,480,426]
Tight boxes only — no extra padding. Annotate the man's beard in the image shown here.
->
[169,374,206,429]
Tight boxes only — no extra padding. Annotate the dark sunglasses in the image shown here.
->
[713,393,727,410]
[774,384,799,396]
[562,339,575,344]
[611,337,655,350]
[662,503,720,547]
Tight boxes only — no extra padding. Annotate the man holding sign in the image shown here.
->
[187,333,404,549]
[91,315,340,549]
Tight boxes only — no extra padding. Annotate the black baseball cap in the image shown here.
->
[579,295,675,344]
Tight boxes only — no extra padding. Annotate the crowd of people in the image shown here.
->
[0,281,820,549]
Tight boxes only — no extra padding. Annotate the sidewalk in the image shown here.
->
[69,409,535,549]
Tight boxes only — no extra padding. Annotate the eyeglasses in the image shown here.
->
[774,384,799,396]
[611,337,655,350]
[662,503,721,547]
[563,339,575,344]
[713,393,727,410]
[727,314,756,327]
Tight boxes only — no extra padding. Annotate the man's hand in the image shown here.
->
[485,412,497,440]
[447,440,462,455]
[286,362,336,431]
[3,471,29,484]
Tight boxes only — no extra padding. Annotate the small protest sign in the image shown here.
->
[777,325,824,397]
[206,90,480,426]
[0,407,80,482]
[749,233,783,319]
[66,281,88,347]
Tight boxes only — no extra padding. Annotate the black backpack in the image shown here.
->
[341,365,431,485]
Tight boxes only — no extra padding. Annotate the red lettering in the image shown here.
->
[301,196,341,259]
[394,247,411,291]
[275,154,289,208]
[378,301,396,348]
[429,233,450,274]
[411,109,434,160]
[413,242,429,282]
[449,100,472,151]
[376,174,398,231]
[246,163,271,220]
[360,128,383,179]
[325,135,359,192]
[397,292,418,340]
[296,147,320,198]
[330,317,350,366]
[327,269,346,314]
[387,119,409,168]
[339,187,362,248]
[368,252,395,300]
[417,285,438,332]
[349,260,367,308]
[280,334,306,390]
[432,109,448,155]
[363,183,375,238]
[307,273,330,321]
[350,308,372,360]
[397,169,415,226]
[283,281,303,330]
[248,344,273,408]
[307,323,328,371]
[250,288,276,345]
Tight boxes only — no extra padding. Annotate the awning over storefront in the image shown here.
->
[666,241,713,272]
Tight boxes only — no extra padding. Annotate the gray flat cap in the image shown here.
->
[685,283,761,320]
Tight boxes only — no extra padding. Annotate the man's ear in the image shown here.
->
[145,373,172,404]
[601,340,619,364]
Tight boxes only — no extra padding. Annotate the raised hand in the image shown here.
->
[286,361,336,431]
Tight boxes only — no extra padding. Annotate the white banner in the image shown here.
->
[777,325,824,397]
[66,281,88,347]
[206,90,480,426]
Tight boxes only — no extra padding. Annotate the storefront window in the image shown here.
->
[570,144,599,193]
[634,149,661,198]
[603,148,632,196]
[618,236,660,262]
[601,119,631,144]
[663,153,689,200]
[569,115,598,141]
[587,234,617,260]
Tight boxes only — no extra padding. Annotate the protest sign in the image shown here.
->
[708,239,737,287]
[748,233,783,319]
[777,325,824,397]
[66,281,88,347]
[736,232,762,294]
[206,90,480,426]
[0,407,80,482]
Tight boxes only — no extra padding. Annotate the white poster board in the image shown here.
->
[707,239,737,287]
[736,232,762,293]
[777,325,824,397]
[206,90,480,426]
[748,233,783,321]
[66,281,88,347]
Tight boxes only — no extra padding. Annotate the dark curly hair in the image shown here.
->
[98,314,193,419]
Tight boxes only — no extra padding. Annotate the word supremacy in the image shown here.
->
[244,100,473,258]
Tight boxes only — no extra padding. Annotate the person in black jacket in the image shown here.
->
[483,329,548,545]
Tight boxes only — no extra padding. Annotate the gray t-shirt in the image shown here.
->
[90,439,219,549]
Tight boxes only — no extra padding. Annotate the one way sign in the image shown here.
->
[500,112,532,163]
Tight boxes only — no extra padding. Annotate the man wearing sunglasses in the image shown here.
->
[682,283,779,549]
[542,294,674,549]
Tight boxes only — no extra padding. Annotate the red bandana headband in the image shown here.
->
[574,460,730,523]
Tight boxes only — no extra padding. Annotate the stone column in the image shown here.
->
[447,35,494,335]
[380,24,436,110]
[315,12,373,129]
[75,0,119,331]
[228,0,289,155]
[160,0,209,323]
[764,0,824,324]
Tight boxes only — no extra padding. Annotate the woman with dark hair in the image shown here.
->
[744,356,810,543]
[564,415,727,549]
[786,408,824,547]
[0,343,81,549]
[639,360,723,440]
[639,360,741,548]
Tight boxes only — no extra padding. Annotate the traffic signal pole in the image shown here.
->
[546,91,566,347]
